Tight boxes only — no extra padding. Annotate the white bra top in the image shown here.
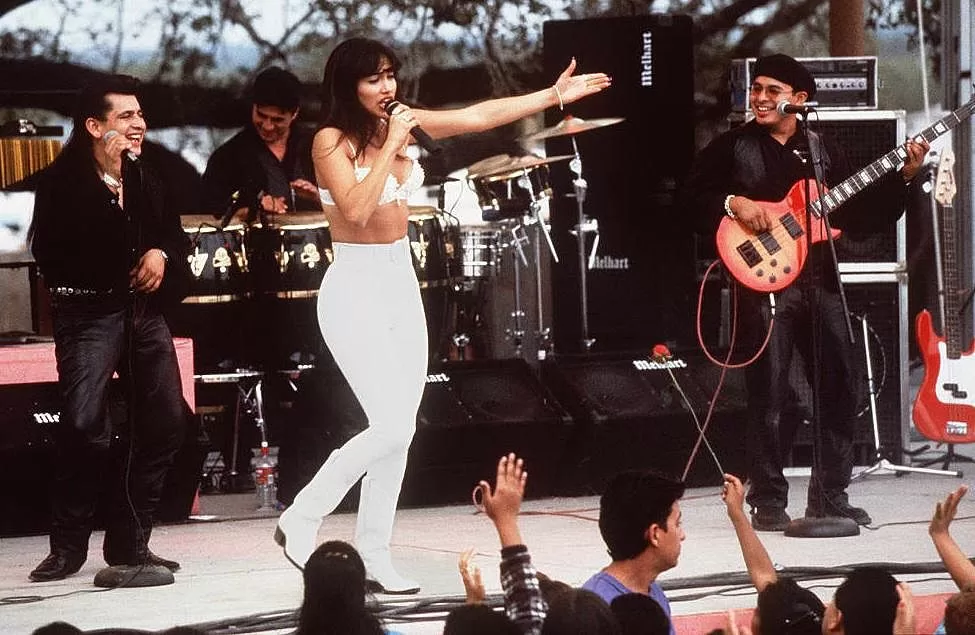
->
[318,140,425,207]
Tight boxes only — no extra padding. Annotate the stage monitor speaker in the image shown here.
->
[541,349,748,491]
[277,358,570,508]
[543,15,697,353]
[0,381,205,537]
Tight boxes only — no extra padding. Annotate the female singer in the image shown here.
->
[275,36,610,593]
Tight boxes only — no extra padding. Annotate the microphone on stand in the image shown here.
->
[777,101,816,116]
[382,100,442,154]
[218,190,241,229]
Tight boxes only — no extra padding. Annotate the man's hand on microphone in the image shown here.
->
[729,196,772,233]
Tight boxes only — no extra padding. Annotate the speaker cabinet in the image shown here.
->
[543,15,697,353]
[0,381,204,537]
[541,350,748,490]
[277,359,570,508]
[786,272,910,465]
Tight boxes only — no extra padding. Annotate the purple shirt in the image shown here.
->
[582,571,675,635]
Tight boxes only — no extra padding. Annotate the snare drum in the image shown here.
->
[407,207,458,288]
[459,227,500,278]
[181,215,248,303]
[248,213,333,299]
[471,164,552,222]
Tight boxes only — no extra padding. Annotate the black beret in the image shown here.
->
[753,54,817,99]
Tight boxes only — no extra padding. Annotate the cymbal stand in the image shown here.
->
[519,168,559,360]
[852,314,961,479]
[502,222,530,355]
[569,136,596,352]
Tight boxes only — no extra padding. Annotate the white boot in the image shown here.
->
[355,475,420,594]
[275,451,357,569]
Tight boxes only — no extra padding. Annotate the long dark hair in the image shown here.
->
[296,540,384,635]
[319,37,402,160]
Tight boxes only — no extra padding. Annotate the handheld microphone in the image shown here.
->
[219,190,241,229]
[102,130,139,162]
[776,101,816,116]
[382,100,442,154]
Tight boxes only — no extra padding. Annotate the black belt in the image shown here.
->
[50,286,117,298]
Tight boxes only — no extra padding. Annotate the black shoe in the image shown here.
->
[750,507,791,532]
[105,550,180,572]
[29,551,87,582]
[806,499,872,525]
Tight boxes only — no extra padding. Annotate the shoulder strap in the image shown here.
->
[346,138,359,169]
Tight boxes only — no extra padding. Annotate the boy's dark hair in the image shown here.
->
[252,66,302,111]
[542,587,621,635]
[756,578,824,635]
[610,592,671,635]
[598,470,685,561]
[944,589,975,635]
[444,604,520,635]
[834,567,898,635]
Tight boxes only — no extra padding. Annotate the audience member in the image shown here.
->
[542,586,621,635]
[474,452,548,634]
[296,540,385,635]
[611,593,671,635]
[443,604,520,635]
[723,473,824,635]
[822,567,899,634]
[943,589,975,635]
[582,470,685,635]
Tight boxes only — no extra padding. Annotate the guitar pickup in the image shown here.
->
[736,241,762,267]
[943,383,968,399]
[947,421,969,436]
[757,232,781,255]
[780,213,804,239]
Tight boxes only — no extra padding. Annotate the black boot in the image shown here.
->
[29,551,87,582]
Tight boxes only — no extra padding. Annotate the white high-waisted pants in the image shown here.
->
[313,236,427,517]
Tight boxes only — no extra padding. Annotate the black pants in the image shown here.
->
[740,282,859,511]
[50,294,186,563]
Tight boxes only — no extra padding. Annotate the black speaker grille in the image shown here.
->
[814,116,901,264]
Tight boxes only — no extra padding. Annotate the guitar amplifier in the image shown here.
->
[730,56,878,111]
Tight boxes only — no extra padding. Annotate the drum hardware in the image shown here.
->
[523,115,624,352]
[194,369,267,493]
[568,217,601,269]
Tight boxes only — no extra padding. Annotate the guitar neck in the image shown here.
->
[813,98,975,217]
[941,200,964,358]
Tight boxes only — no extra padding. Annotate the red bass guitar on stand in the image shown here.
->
[913,148,975,443]
[716,97,975,293]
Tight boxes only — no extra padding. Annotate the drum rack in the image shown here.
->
[194,369,269,493]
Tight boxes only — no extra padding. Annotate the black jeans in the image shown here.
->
[50,294,186,563]
[740,282,859,511]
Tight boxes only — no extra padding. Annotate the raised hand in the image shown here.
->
[930,485,968,538]
[553,58,612,105]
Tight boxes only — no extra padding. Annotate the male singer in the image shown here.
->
[28,74,189,585]
[201,66,320,218]
[682,54,928,531]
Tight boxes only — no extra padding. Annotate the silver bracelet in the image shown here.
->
[723,194,736,219]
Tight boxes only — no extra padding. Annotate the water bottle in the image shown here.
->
[254,442,277,511]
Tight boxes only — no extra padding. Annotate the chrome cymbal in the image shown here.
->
[522,115,625,141]
[465,154,516,178]
[479,154,574,181]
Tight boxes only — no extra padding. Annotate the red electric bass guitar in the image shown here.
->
[716,97,975,293]
[912,148,975,443]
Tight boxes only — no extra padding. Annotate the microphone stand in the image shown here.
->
[784,114,859,538]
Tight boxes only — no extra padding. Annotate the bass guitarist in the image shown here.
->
[682,54,928,532]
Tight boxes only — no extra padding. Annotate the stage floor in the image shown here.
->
[3,454,975,634]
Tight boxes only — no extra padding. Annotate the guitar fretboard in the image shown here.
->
[811,98,975,217]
